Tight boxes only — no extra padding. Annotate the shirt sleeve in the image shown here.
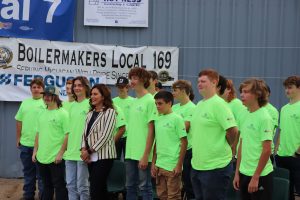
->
[260,117,273,141]
[176,116,187,139]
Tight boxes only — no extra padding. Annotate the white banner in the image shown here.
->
[84,0,148,27]
[0,38,179,102]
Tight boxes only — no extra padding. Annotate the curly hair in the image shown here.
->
[128,67,151,88]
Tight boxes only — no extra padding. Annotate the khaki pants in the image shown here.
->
[156,167,182,200]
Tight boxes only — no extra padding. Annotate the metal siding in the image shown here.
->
[1,0,300,177]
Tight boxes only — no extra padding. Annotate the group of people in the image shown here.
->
[15,67,300,200]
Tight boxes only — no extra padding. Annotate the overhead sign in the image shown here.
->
[0,37,179,101]
[0,0,76,42]
[84,0,148,27]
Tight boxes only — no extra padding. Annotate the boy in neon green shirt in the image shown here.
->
[113,76,134,159]
[64,76,90,200]
[32,86,69,200]
[275,76,300,200]
[151,91,187,200]
[233,79,273,200]
[190,69,238,200]
[15,78,45,200]
[172,79,195,199]
[125,68,157,200]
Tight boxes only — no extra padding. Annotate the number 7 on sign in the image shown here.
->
[44,0,61,23]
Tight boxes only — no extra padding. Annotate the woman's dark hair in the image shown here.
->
[89,84,114,112]
[72,76,90,101]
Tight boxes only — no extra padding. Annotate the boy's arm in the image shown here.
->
[232,131,240,156]
[248,140,272,193]
[274,129,280,155]
[226,126,238,146]
[151,144,158,178]
[233,139,242,190]
[55,134,69,164]
[32,134,39,162]
[185,121,191,133]
[139,121,155,170]
[114,126,126,143]
[173,137,187,176]
[16,121,22,148]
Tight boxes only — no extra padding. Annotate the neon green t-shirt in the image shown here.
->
[264,103,279,151]
[113,105,126,136]
[62,101,74,113]
[36,108,69,164]
[239,107,273,176]
[64,99,90,161]
[172,101,196,150]
[125,93,158,161]
[278,101,300,156]
[190,95,236,170]
[113,96,134,137]
[155,112,187,171]
[15,98,46,147]
[228,98,247,128]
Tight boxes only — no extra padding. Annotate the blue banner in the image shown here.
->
[0,0,76,42]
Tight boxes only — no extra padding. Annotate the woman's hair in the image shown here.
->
[128,67,151,88]
[226,79,237,102]
[172,79,195,101]
[89,84,114,112]
[239,78,268,107]
[72,76,90,101]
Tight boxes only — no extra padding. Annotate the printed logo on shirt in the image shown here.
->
[201,113,209,119]
[81,110,87,116]
[246,124,256,131]
[136,106,144,112]
[290,114,300,120]
[163,122,173,129]
[264,129,273,133]
[227,117,234,121]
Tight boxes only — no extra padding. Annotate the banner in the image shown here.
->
[0,38,179,101]
[84,0,148,27]
[0,0,76,42]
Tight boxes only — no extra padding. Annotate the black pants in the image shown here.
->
[239,172,273,200]
[88,159,114,200]
[275,155,300,200]
[182,148,194,199]
[116,137,126,160]
[37,160,68,200]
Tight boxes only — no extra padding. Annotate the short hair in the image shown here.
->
[226,79,237,102]
[148,70,158,80]
[283,76,300,88]
[90,84,114,112]
[66,79,73,85]
[198,68,219,82]
[154,91,174,105]
[72,76,90,101]
[30,78,44,89]
[217,75,227,95]
[239,79,268,107]
[128,67,150,88]
[172,79,195,101]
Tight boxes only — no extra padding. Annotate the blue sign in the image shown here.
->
[0,0,76,42]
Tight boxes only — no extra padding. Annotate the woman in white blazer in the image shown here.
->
[80,84,117,200]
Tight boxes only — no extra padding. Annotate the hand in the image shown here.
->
[173,164,182,176]
[54,152,63,164]
[16,138,20,148]
[32,152,37,163]
[233,173,240,190]
[151,163,158,178]
[138,156,148,170]
[248,176,259,193]
[80,149,90,163]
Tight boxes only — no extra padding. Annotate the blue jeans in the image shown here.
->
[65,160,90,200]
[125,159,153,200]
[19,145,43,199]
[191,163,232,200]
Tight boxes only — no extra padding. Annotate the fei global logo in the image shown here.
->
[0,47,13,69]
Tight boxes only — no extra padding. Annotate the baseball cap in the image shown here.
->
[116,76,129,86]
[41,86,60,96]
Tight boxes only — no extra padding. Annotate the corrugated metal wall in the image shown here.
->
[1,0,300,177]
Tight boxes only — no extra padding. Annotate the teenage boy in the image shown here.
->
[15,78,45,200]
[275,76,300,200]
[172,80,195,199]
[64,76,90,200]
[233,79,274,200]
[147,70,159,95]
[125,67,158,200]
[190,69,238,200]
[113,76,134,159]
[151,91,187,200]
[62,79,74,112]
[32,86,69,200]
